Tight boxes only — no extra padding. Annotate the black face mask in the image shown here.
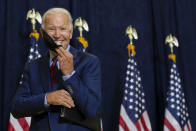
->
[41,29,63,52]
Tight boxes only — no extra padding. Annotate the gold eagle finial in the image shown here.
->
[126,25,138,45]
[26,9,42,30]
[126,25,138,56]
[165,34,179,53]
[74,17,89,37]
[165,34,179,63]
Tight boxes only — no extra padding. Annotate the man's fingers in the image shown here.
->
[60,89,70,95]
[56,47,73,62]
[64,97,75,107]
[57,55,64,63]
[47,90,75,107]
[61,94,74,104]
[61,92,75,107]
[61,99,75,108]
[59,92,75,108]
[56,47,65,58]
[62,101,72,108]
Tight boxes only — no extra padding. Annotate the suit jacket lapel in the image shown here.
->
[69,46,78,67]
[39,53,50,92]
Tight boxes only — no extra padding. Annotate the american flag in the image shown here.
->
[164,61,192,131]
[119,54,152,131]
[8,34,41,131]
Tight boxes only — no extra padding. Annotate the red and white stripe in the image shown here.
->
[164,109,192,131]
[119,105,151,131]
[8,113,31,131]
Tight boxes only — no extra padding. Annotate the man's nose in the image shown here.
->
[54,29,61,38]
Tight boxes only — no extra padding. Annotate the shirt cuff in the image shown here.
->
[44,94,50,108]
[62,70,75,81]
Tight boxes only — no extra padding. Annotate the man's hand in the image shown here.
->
[46,89,75,108]
[56,47,74,75]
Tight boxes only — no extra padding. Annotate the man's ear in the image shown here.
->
[69,27,73,39]
[40,28,43,37]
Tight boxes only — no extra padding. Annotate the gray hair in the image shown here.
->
[41,8,73,29]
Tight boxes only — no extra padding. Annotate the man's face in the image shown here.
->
[44,13,73,49]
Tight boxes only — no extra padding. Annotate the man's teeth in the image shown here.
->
[55,41,63,44]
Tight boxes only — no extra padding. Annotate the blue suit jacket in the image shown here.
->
[11,46,101,131]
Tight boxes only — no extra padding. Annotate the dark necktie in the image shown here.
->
[50,57,58,86]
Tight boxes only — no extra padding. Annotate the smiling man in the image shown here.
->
[11,8,101,131]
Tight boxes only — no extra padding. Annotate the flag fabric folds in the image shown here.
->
[163,61,192,131]
[119,54,152,131]
[8,31,41,131]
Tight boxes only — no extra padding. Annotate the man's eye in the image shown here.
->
[61,28,68,31]
[49,28,55,31]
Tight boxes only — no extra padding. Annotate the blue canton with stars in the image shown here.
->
[166,62,190,128]
[27,37,41,63]
[19,36,41,85]
[122,54,147,122]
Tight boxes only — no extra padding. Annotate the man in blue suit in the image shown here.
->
[11,8,101,131]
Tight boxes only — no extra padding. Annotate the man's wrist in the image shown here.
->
[62,69,74,76]
[62,70,75,81]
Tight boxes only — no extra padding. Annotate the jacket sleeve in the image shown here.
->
[62,55,102,118]
[11,63,48,118]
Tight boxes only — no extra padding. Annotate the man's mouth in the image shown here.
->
[55,41,64,45]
